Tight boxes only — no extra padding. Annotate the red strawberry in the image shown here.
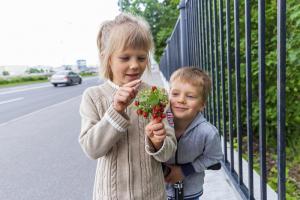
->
[161,113,166,119]
[154,105,161,112]
[134,101,139,106]
[143,112,148,118]
[137,109,143,115]
[155,117,162,123]
[151,86,157,91]
[152,113,158,119]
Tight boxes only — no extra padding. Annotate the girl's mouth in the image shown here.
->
[126,74,140,79]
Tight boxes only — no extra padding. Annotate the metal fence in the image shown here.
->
[159,0,286,199]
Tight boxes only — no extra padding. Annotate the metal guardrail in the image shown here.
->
[159,0,286,199]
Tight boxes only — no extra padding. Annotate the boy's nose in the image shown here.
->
[177,96,186,104]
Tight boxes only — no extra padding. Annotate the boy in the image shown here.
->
[164,67,223,200]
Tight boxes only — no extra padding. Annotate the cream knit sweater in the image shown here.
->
[79,81,177,200]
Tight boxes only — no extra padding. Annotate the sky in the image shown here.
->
[0,0,120,67]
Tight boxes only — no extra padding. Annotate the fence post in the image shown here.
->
[179,0,189,66]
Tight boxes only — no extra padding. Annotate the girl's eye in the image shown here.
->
[138,57,146,61]
[119,57,129,61]
[171,93,179,96]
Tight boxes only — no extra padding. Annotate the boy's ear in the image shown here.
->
[198,101,206,112]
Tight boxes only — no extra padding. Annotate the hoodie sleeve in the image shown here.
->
[191,126,223,173]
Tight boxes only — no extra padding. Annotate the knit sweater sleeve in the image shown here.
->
[145,118,177,162]
[79,88,130,159]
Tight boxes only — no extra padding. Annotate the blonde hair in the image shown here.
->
[170,67,212,103]
[97,12,154,80]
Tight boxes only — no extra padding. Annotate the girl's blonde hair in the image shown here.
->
[97,13,154,80]
[170,67,212,103]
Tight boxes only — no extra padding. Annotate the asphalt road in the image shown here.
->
[0,77,101,200]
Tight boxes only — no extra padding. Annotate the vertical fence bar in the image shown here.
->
[277,0,286,199]
[202,0,207,72]
[196,0,201,67]
[204,0,209,120]
[209,0,216,126]
[200,0,207,117]
[191,0,196,66]
[186,1,192,65]
[226,0,234,173]
[179,0,189,66]
[214,0,221,132]
[258,0,267,199]
[245,0,254,199]
[219,0,228,164]
[199,0,204,69]
[234,0,243,185]
[206,0,212,122]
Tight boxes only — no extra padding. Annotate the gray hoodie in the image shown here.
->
[165,112,223,199]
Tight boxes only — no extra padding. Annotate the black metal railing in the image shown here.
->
[159,0,286,199]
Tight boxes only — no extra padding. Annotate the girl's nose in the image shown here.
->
[129,59,139,69]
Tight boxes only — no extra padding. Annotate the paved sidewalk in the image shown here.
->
[142,69,242,200]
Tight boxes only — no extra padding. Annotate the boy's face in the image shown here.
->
[109,47,148,86]
[170,79,205,123]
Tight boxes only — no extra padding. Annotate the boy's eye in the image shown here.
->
[187,94,195,98]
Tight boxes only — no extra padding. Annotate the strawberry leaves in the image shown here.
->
[134,86,168,122]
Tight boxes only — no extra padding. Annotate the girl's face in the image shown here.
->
[109,48,148,85]
[170,79,205,123]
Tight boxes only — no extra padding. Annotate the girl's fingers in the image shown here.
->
[150,123,164,131]
[153,129,165,136]
[152,134,166,141]
[119,87,137,99]
[123,79,141,88]
[117,90,131,100]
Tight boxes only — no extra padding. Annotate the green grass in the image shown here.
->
[0,73,98,88]
[0,79,49,88]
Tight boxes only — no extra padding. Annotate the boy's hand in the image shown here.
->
[145,119,166,150]
[113,79,141,113]
[164,164,184,184]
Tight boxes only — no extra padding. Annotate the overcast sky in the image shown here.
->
[0,0,120,67]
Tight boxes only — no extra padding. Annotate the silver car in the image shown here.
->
[50,71,82,87]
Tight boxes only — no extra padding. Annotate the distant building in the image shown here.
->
[0,65,29,76]
[77,59,87,71]
[53,65,80,73]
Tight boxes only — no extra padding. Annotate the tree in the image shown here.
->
[118,0,180,61]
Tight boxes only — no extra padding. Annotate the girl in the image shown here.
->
[79,13,177,200]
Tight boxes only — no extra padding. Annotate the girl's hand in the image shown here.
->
[164,164,184,184]
[113,79,141,113]
[145,119,166,150]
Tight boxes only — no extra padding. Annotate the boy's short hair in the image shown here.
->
[97,12,154,80]
[170,67,212,103]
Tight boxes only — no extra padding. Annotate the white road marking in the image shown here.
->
[0,85,52,95]
[0,95,81,127]
[0,97,24,105]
